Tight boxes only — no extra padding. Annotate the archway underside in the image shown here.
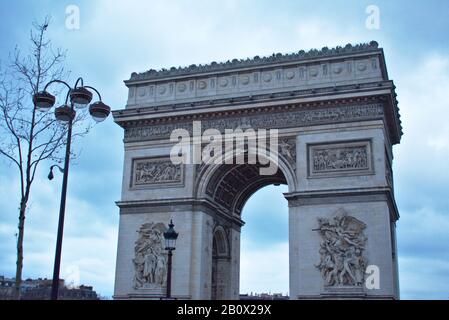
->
[207,164,288,300]
[205,163,287,216]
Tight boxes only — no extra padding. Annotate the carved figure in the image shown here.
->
[133,222,167,289]
[134,160,181,185]
[312,146,368,172]
[279,139,295,160]
[314,210,367,287]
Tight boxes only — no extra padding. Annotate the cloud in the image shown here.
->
[393,53,449,212]
[399,256,449,300]
[1,0,449,300]
[240,242,289,295]
[241,185,289,248]
[393,53,449,299]
[240,185,289,294]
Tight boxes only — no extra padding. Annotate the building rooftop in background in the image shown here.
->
[0,275,99,300]
[240,293,289,300]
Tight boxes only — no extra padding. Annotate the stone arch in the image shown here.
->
[197,148,295,299]
[211,225,230,300]
[195,146,297,214]
[113,44,402,300]
[212,225,230,258]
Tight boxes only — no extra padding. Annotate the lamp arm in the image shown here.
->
[74,77,84,88]
[43,79,72,92]
[64,90,71,105]
[50,164,65,173]
[42,80,73,106]
[84,86,102,101]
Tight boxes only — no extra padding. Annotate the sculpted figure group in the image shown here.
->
[315,211,367,287]
[133,222,167,289]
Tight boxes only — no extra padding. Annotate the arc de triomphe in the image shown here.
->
[112,41,402,300]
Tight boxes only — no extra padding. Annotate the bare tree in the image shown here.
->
[0,17,90,299]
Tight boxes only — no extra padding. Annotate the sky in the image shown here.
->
[0,0,448,299]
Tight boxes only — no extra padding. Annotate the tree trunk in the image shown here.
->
[14,199,26,300]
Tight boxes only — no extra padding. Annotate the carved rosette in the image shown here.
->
[133,222,168,290]
[315,210,367,287]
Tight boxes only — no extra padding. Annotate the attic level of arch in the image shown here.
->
[116,79,397,117]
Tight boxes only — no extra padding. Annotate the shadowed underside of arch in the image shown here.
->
[204,163,287,216]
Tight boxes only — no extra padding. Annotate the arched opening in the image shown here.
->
[240,184,289,298]
[199,156,294,300]
[204,163,288,215]
[211,226,230,300]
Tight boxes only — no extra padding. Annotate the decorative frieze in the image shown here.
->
[124,103,384,142]
[308,140,373,178]
[127,56,382,107]
[314,209,367,287]
[131,157,183,187]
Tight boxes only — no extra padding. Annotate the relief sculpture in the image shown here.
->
[133,222,167,289]
[124,104,385,142]
[314,210,367,287]
[133,158,182,186]
[312,145,368,172]
[279,138,297,171]
[279,139,296,161]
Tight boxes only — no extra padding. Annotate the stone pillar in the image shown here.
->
[112,142,209,299]
[210,223,241,300]
[229,228,241,300]
[113,207,198,299]
[188,210,214,300]
[287,123,400,299]
[288,197,398,299]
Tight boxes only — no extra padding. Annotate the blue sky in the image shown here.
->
[0,0,448,299]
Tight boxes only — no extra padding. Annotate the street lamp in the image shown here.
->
[163,220,178,299]
[33,77,111,300]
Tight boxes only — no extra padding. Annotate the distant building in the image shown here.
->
[0,276,14,287]
[240,293,289,300]
[0,275,99,300]
[0,276,15,300]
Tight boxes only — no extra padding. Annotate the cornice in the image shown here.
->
[116,198,245,227]
[285,186,400,221]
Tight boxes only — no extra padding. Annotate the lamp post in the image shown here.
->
[163,220,178,299]
[33,77,111,300]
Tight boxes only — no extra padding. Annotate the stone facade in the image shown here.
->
[113,42,402,300]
